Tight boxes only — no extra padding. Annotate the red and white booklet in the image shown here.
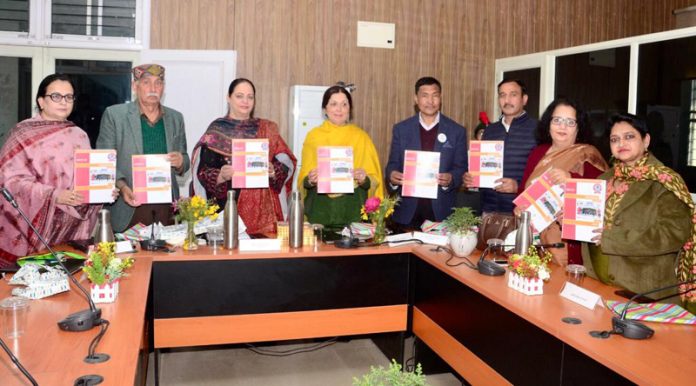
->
[402,150,440,199]
[231,139,269,188]
[562,179,606,242]
[73,149,116,203]
[513,171,564,233]
[467,140,504,188]
[132,154,172,204]
[317,146,354,194]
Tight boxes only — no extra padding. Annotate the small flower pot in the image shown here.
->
[507,271,544,295]
[448,231,478,257]
[90,280,119,303]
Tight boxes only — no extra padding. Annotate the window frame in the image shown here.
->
[0,0,150,50]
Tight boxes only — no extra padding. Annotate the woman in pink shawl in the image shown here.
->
[0,74,102,267]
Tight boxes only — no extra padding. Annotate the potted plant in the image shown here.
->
[353,359,429,386]
[361,196,399,243]
[173,195,219,250]
[507,245,552,295]
[443,207,481,257]
[82,242,134,303]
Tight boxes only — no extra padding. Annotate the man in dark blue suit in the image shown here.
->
[386,77,467,230]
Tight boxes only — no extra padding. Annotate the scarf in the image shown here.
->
[297,120,383,199]
[526,143,608,187]
[605,154,696,309]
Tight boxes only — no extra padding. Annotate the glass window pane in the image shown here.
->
[503,68,540,120]
[52,0,136,38]
[637,36,696,190]
[55,59,132,147]
[555,47,631,161]
[0,0,30,32]
[0,56,32,148]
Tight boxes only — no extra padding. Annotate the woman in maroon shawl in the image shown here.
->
[0,74,101,267]
[191,78,296,235]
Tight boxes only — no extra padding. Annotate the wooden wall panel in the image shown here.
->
[150,0,696,168]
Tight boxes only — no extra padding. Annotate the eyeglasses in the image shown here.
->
[45,93,76,103]
[551,116,577,127]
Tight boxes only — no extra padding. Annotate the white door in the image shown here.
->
[139,49,237,196]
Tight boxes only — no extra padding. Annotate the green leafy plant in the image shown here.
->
[82,242,134,285]
[352,360,429,386]
[443,207,481,235]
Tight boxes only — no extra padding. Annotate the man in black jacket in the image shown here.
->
[463,79,537,214]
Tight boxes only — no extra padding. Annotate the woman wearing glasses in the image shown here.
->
[584,113,694,310]
[0,74,105,267]
[515,98,607,266]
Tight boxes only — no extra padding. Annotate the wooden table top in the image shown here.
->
[0,253,152,386]
[2,243,694,385]
[412,245,696,386]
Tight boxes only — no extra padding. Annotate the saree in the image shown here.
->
[191,117,296,235]
[0,116,100,267]
[297,120,383,228]
[524,144,608,266]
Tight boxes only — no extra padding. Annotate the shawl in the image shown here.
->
[525,143,608,266]
[604,154,696,311]
[191,117,296,235]
[526,144,608,188]
[0,116,100,265]
[297,120,384,200]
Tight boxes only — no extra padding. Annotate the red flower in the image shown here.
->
[364,197,381,213]
[478,111,490,126]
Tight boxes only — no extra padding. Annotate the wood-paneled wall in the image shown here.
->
[151,0,696,167]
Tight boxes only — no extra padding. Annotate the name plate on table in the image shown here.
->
[560,282,603,310]
[239,238,282,251]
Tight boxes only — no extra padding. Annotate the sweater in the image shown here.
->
[480,112,537,213]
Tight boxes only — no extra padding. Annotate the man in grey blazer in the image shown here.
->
[97,64,190,232]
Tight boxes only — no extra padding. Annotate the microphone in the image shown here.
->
[0,187,102,332]
[610,278,696,340]
[0,337,38,385]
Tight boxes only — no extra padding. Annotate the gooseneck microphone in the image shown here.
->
[610,278,696,340]
[1,187,102,332]
[0,337,38,385]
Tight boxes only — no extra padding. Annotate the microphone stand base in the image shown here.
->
[58,309,102,332]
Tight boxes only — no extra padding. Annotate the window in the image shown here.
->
[0,0,30,33]
[0,0,148,49]
[51,0,136,38]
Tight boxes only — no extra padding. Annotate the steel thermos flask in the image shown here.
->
[515,211,532,255]
[94,209,115,243]
[288,191,303,248]
[223,190,238,249]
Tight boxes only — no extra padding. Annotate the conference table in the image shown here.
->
[2,242,695,385]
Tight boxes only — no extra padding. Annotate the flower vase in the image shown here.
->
[507,271,544,295]
[90,280,119,304]
[373,217,386,244]
[183,221,198,250]
[448,231,478,257]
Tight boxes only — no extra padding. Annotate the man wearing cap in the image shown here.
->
[385,76,467,231]
[97,63,190,232]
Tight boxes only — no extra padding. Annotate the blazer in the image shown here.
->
[97,102,190,232]
[385,113,467,224]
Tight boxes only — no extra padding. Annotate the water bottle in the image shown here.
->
[288,191,303,248]
[223,190,238,249]
[94,209,114,243]
[515,211,532,256]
